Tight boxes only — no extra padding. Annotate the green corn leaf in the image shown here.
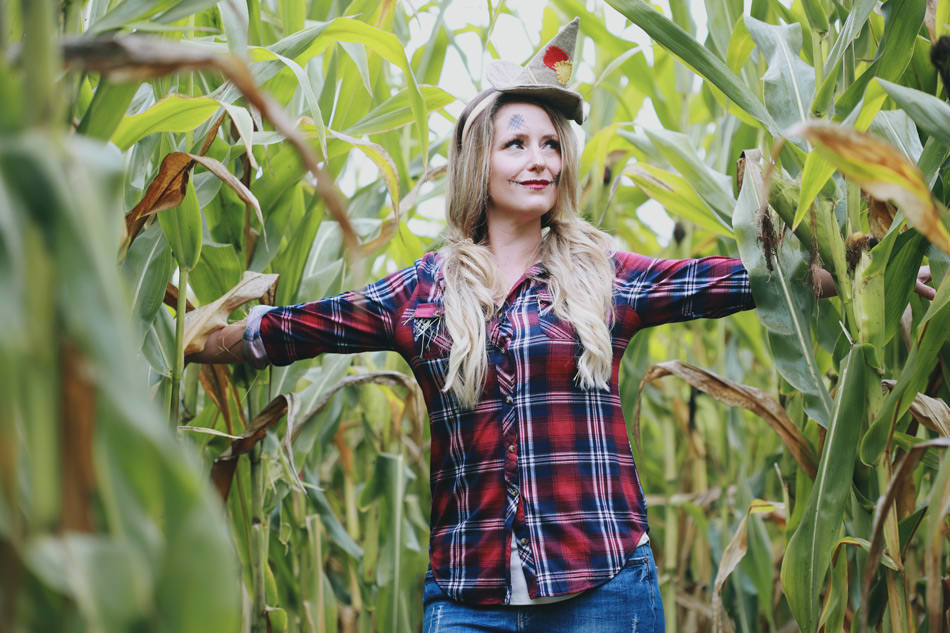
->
[876,78,950,146]
[606,0,780,135]
[358,452,412,510]
[270,193,323,307]
[704,0,743,59]
[725,13,755,73]
[732,151,833,425]
[869,110,924,163]
[412,23,449,85]
[23,534,154,630]
[215,20,331,104]
[318,18,428,168]
[304,480,363,560]
[745,16,815,131]
[938,0,950,38]
[820,541,849,632]
[188,242,243,306]
[579,123,622,201]
[835,0,925,117]
[90,0,179,32]
[793,79,888,229]
[644,127,736,223]
[77,80,139,141]
[219,104,257,168]
[339,41,373,96]
[266,608,287,633]
[112,95,220,151]
[121,222,173,325]
[158,179,202,272]
[821,0,877,79]
[811,0,877,116]
[267,50,327,158]
[924,451,950,632]
[781,344,871,633]
[155,0,221,23]
[860,273,950,464]
[278,0,304,34]
[789,119,950,253]
[879,230,929,346]
[800,0,829,33]
[217,0,248,56]
[627,164,734,237]
[344,85,455,138]
[326,130,399,218]
[852,249,885,367]
[919,136,950,187]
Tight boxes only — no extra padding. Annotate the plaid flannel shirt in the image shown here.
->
[246,250,753,605]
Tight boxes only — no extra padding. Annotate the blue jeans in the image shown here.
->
[422,543,665,633]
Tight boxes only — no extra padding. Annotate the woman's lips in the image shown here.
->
[516,179,552,189]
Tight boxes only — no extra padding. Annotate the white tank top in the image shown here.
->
[508,532,650,605]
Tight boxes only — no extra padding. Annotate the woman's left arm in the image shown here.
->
[613,251,755,330]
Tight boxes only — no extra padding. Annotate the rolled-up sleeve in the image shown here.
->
[243,304,277,368]
[244,264,418,367]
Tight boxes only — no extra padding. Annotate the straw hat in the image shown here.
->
[458,17,584,146]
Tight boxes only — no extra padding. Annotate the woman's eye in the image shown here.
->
[545,139,560,150]
[504,139,524,149]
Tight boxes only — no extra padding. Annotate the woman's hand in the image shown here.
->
[184,322,247,364]
[914,265,935,300]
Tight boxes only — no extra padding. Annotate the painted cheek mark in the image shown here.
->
[508,114,525,130]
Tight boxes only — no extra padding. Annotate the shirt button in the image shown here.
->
[508,444,516,453]
[505,396,513,404]
[520,537,528,545]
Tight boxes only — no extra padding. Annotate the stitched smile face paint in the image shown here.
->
[486,102,562,227]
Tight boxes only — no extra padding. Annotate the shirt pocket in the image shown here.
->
[406,301,453,359]
[536,287,576,342]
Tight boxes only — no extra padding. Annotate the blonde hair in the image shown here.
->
[440,91,615,408]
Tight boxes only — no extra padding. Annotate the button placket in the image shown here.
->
[498,288,529,572]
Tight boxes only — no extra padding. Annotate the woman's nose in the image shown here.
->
[526,146,546,170]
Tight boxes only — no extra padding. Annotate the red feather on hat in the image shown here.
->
[543,46,568,68]
[543,46,572,85]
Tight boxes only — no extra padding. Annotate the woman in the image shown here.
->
[191,19,755,633]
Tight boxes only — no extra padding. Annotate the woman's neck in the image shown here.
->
[486,219,543,300]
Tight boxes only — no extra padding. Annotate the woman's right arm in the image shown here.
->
[186,258,425,367]
[185,322,247,365]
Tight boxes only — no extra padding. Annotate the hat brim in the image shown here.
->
[485,60,585,125]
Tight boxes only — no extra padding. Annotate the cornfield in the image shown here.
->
[1,0,949,631]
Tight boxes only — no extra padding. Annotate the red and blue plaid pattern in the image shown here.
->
[251,251,753,604]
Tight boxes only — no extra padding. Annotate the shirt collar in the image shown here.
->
[431,253,549,292]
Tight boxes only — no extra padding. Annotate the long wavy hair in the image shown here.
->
[439,90,615,408]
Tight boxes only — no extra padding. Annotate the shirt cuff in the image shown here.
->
[243,304,276,369]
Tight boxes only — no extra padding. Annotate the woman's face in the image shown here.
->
[485,101,562,229]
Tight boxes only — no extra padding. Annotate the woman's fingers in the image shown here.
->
[914,278,936,301]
